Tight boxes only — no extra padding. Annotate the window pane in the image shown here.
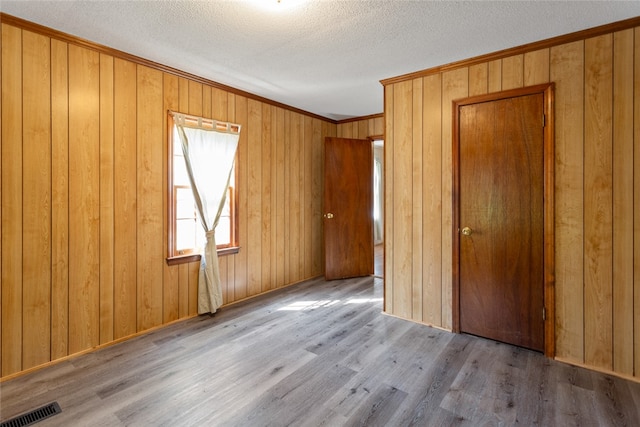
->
[176,187,195,219]
[196,225,206,249]
[173,155,191,186]
[220,194,230,217]
[176,219,197,251]
[173,135,181,153]
[216,216,231,246]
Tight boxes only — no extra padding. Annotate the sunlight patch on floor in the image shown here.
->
[345,298,383,304]
[277,300,341,311]
[278,297,383,311]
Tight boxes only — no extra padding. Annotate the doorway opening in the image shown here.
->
[373,139,384,278]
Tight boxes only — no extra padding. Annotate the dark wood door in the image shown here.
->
[457,93,544,352]
[324,137,373,280]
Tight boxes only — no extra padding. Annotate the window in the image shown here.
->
[167,113,239,263]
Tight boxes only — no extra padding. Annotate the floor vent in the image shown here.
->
[0,402,62,427]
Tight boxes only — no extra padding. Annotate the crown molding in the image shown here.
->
[381,16,640,85]
[1,13,338,124]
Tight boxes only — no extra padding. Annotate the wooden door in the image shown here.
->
[324,137,373,280]
[455,92,545,352]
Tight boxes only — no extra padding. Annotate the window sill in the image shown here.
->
[166,246,240,266]
[217,246,241,257]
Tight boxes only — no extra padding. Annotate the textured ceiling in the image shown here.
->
[2,1,640,120]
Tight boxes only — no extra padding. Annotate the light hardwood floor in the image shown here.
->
[1,275,639,426]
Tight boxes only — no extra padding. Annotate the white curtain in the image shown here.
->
[173,115,240,314]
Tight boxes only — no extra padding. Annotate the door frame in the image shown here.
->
[452,83,555,357]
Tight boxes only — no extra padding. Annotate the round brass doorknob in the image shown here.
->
[461,226,473,236]
[324,213,334,219]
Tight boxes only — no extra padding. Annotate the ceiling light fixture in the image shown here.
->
[247,0,305,12]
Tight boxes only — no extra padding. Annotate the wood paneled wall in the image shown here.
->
[336,114,384,140]
[0,21,335,378]
[383,22,640,380]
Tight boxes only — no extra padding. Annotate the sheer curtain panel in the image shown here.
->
[172,112,241,314]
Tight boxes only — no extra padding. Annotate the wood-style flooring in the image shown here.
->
[374,243,383,278]
[1,276,639,426]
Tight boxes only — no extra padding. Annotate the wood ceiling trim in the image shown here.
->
[381,15,640,86]
[0,12,338,124]
[337,112,384,125]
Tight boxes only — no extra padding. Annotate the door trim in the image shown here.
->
[452,83,555,357]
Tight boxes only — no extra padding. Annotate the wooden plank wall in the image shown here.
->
[336,115,384,140]
[383,24,640,381]
[0,22,335,378]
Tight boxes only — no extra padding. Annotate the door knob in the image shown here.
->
[461,226,473,236]
[324,213,334,219]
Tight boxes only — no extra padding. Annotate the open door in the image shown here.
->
[324,137,373,280]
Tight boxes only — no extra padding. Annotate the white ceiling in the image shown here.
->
[2,1,639,121]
